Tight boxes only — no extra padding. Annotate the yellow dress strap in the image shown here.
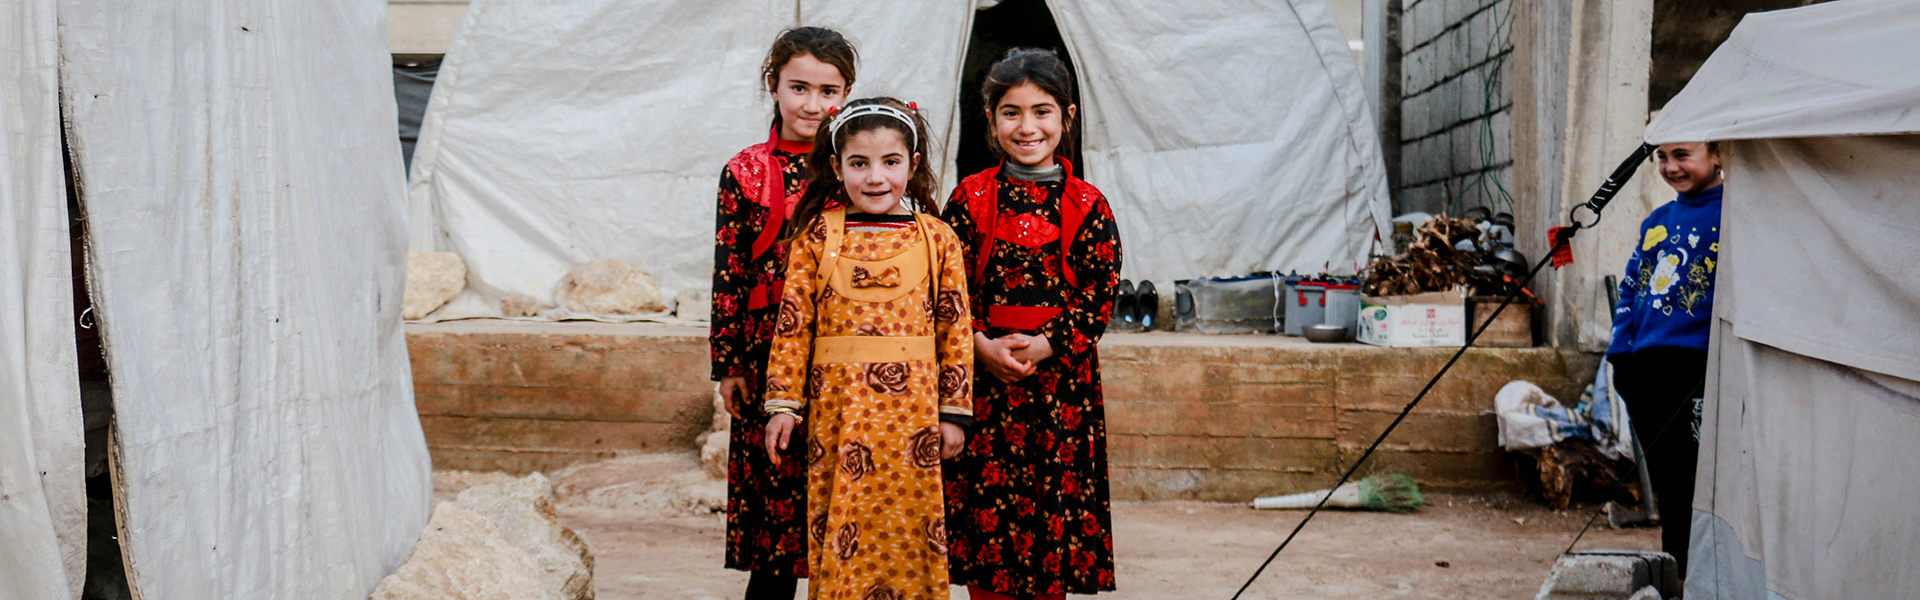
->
[914,211,942,301]
[813,208,847,302]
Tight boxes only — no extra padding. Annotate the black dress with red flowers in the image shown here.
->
[711,141,812,577]
[939,162,1122,596]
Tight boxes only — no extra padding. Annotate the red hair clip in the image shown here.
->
[908,101,918,111]
[827,106,841,116]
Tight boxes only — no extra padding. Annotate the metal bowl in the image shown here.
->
[1303,324,1349,343]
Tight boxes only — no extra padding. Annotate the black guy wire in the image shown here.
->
[1230,143,1656,599]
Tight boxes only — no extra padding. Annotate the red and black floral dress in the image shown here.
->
[712,131,814,576]
[939,158,1122,596]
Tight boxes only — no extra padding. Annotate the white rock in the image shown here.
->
[404,252,467,320]
[699,429,730,480]
[554,259,665,315]
[500,293,551,317]
[454,474,594,600]
[676,289,713,321]
[697,385,731,479]
[369,503,551,600]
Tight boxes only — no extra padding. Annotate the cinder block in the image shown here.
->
[1403,44,1436,98]
[1455,68,1486,119]
[1399,136,1427,183]
[1492,110,1514,164]
[1444,0,1474,30]
[1412,136,1449,184]
[1536,551,1679,600]
[1402,0,1429,50]
[1414,0,1446,47]
[1466,5,1496,65]
[1452,121,1477,169]
[1341,409,1497,453]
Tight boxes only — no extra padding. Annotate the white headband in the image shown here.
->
[829,104,918,152]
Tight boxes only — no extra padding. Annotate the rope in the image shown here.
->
[1230,143,1656,599]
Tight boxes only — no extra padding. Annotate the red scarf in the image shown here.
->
[957,157,1098,290]
[725,126,812,309]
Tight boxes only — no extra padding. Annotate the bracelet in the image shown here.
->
[765,406,804,423]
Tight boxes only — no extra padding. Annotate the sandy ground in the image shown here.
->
[438,453,1658,600]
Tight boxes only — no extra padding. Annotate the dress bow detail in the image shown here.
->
[850,266,902,288]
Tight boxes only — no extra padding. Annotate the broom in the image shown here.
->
[1250,472,1424,514]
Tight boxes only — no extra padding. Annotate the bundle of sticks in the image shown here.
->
[1363,216,1492,296]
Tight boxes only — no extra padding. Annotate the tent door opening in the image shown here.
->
[955,0,1084,180]
[66,127,134,600]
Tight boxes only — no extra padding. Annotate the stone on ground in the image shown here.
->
[370,503,549,600]
[404,252,467,319]
[454,473,595,600]
[1536,551,1678,600]
[696,385,730,479]
[374,474,594,600]
[554,259,665,314]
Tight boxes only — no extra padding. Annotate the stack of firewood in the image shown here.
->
[1362,216,1491,296]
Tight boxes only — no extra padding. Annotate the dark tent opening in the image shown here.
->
[955,0,1084,181]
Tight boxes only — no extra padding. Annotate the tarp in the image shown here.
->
[406,0,1391,320]
[1643,3,1920,594]
[1643,0,1920,145]
[1682,135,1920,600]
[0,0,86,596]
[57,0,434,597]
[1053,0,1392,283]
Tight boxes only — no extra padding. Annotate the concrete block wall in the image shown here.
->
[1397,0,1515,216]
[406,322,1600,500]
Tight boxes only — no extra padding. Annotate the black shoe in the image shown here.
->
[1135,281,1158,330]
[1116,280,1137,325]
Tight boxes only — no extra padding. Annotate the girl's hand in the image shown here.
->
[939,422,967,459]
[717,376,748,419]
[764,413,797,465]
[1006,333,1054,365]
[974,333,1036,383]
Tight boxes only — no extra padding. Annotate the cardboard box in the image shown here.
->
[1357,289,1467,347]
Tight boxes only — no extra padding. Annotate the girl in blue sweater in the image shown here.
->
[1608,141,1722,574]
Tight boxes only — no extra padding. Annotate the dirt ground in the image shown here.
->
[437,452,1658,600]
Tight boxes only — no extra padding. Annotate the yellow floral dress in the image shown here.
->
[764,208,975,600]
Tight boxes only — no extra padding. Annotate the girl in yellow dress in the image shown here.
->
[762,97,974,600]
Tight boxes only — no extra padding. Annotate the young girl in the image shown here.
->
[710,26,856,600]
[1608,141,1724,576]
[939,48,1121,599]
[761,97,975,600]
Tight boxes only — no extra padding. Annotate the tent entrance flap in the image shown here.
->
[955,0,1083,180]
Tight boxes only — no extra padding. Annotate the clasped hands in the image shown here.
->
[974,332,1053,383]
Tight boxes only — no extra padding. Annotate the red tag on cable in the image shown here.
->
[1547,227,1575,269]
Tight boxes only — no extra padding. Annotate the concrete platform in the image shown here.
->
[407,321,1600,501]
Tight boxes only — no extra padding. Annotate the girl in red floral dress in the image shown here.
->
[710,27,856,600]
[939,48,1122,600]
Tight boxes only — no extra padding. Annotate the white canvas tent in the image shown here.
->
[1642,0,1920,597]
[1,1,87,596]
[406,0,1392,320]
[3,0,434,598]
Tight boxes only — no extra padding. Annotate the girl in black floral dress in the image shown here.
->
[939,48,1121,600]
[710,27,855,600]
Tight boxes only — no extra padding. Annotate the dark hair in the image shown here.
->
[784,97,940,241]
[762,27,859,126]
[981,47,1079,164]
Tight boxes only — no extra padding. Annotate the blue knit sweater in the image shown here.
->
[1607,185,1723,356]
